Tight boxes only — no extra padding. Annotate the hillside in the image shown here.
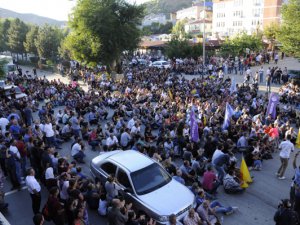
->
[0,8,66,27]
[144,0,194,15]
[144,0,213,17]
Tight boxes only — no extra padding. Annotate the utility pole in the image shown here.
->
[202,0,206,79]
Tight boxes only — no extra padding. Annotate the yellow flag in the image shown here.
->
[296,129,300,149]
[240,157,253,188]
[168,89,173,100]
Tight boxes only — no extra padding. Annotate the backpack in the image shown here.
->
[42,199,52,221]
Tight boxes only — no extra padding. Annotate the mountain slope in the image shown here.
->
[0,8,66,26]
[145,0,194,15]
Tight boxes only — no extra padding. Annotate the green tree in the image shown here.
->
[142,22,173,35]
[0,19,11,52]
[165,37,202,59]
[264,23,280,51]
[67,0,144,69]
[277,0,300,57]
[24,25,39,55]
[35,24,63,61]
[7,18,28,58]
[172,19,188,40]
[61,31,101,66]
[220,32,263,56]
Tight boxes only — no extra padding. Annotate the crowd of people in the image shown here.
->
[0,52,299,225]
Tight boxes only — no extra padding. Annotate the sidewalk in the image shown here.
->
[182,57,300,94]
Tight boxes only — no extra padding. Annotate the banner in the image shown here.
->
[266,93,279,119]
[296,129,300,149]
[190,110,199,142]
[222,102,234,130]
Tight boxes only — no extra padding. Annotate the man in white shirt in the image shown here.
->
[0,116,9,135]
[71,140,85,163]
[43,119,60,149]
[25,168,41,214]
[277,135,295,179]
[106,133,119,150]
[127,117,136,129]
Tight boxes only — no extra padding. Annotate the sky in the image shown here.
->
[0,0,150,21]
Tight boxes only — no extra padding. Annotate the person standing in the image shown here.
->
[277,135,295,180]
[259,67,264,83]
[25,168,41,214]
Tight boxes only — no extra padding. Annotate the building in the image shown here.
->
[184,19,213,37]
[263,0,283,28]
[142,13,168,26]
[175,2,213,21]
[212,0,282,37]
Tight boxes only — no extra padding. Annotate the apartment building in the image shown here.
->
[212,0,282,37]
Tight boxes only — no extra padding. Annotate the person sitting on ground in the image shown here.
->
[223,170,245,194]
[197,200,220,225]
[183,208,202,225]
[202,164,220,195]
[166,214,183,225]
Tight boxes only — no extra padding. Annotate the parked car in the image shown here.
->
[149,61,171,69]
[288,70,300,85]
[90,150,195,224]
[3,85,27,100]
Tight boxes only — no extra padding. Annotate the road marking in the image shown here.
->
[4,186,27,196]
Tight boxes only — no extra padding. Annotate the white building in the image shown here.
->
[142,13,168,26]
[184,19,213,37]
[212,0,264,37]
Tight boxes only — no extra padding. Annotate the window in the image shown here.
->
[234,0,243,6]
[101,162,117,176]
[131,163,171,195]
[233,11,243,17]
[253,0,261,6]
[117,168,131,189]
[252,8,261,17]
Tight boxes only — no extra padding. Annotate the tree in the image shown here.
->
[24,25,39,55]
[0,19,11,52]
[7,18,28,58]
[172,19,188,40]
[165,37,202,59]
[35,24,63,61]
[142,22,173,35]
[264,23,280,51]
[67,0,144,69]
[220,32,263,56]
[277,0,300,57]
[61,31,101,66]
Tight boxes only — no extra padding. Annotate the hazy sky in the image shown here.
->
[0,0,150,21]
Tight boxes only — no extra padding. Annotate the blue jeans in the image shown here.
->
[15,161,22,183]
[210,200,232,214]
[74,151,85,162]
[254,160,262,169]
[46,136,59,147]
[89,140,99,150]
[20,157,26,177]
[215,165,225,183]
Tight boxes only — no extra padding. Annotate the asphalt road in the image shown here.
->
[3,57,300,225]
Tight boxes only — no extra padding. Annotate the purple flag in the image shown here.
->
[266,93,279,119]
[190,110,199,142]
